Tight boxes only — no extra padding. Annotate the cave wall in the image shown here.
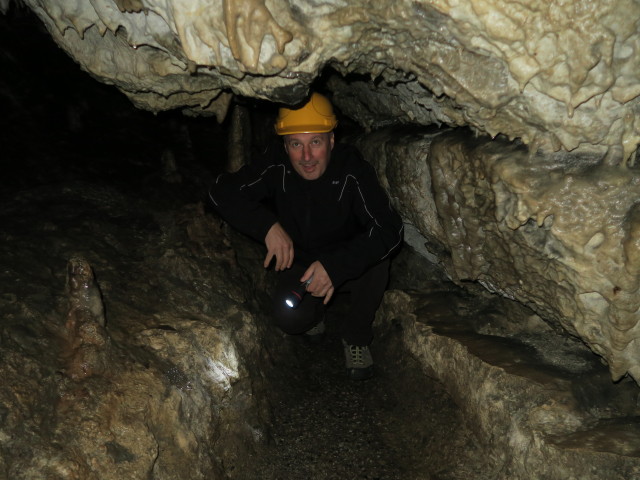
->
[358,128,640,382]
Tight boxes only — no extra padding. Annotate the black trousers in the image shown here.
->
[271,259,390,346]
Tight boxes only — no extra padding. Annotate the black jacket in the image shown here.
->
[209,143,403,287]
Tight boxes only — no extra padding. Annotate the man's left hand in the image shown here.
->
[301,261,334,305]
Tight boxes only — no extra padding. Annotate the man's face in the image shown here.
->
[284,132,334,181]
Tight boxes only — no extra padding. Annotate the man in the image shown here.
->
[209,92,403,380]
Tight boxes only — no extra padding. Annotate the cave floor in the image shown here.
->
[2,152,638,479]
[248,300,493,480]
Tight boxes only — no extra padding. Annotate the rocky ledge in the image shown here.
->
[379,249,640,479]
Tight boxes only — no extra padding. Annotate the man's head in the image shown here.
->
[283,131,334,180]
[275,93,337,181]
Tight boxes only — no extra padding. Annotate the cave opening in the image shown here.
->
[3,6,640,480]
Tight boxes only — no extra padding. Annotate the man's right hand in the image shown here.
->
[264,222,294,271]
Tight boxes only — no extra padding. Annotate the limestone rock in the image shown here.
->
[226,103,252,173]
[0,182,271,478]
[376,285,640,479]
[363,127,640,383]
[62,256,111,381]
[15,0,640,158]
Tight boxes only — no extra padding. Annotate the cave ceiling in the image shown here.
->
[9,0,640,160]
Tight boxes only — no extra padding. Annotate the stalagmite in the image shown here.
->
[226,102,252,172]
[62,257,110,381]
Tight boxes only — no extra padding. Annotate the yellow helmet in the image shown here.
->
[274,93,338,135]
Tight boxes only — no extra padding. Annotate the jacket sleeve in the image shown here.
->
[318,156,404,287]
[208,162,282,243]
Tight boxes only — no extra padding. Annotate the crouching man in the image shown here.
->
[209,93,403,380]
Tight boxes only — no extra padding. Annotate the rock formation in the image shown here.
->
[0,183,275,479]
[13,0,640,159]
[62,256,111,381]
[376,285,640,479]
[359,128,640,382]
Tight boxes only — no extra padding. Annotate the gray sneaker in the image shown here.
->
[342,339,374,380]
[304,319,326,344]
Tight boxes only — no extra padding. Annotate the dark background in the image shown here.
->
[1,6,233,204]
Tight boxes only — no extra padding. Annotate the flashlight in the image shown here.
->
[284,276,313,309]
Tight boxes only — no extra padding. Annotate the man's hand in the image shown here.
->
[301,261,334,304]
[264,222,294,271]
